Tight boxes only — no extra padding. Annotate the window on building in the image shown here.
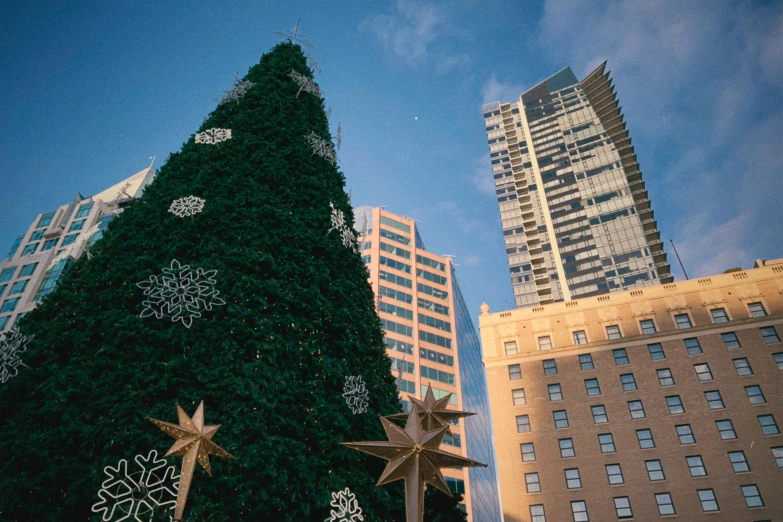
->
[504,341,518,355]
[599,433,616,453]
[21,243,38,256]
[570,500,588,522]
[512,388,526,406]
[773,353,783,370]
[5,235,23,261]
[606,325,622,339]
[674,313,692,329]
[741,485,763,508]
[525,472,541,493]
[564,468,581,489]
[19,263,37,277]
[613,497,633,519]
[666,395,685,414]
[729,451,750,473]
[646,460,665,481]
[578,354,594,370]
[68,219,86,232]
[0,267,15,282]
[29,230,44,241]
[612,348,629,365]
[516,415,531,433]
[75,203,93,218]
[703,390,724,410]
[605,464,624,485]
[640,319,656,334]
[761,326,780,344]
[543,359,557,375]
[637,429,655,449]
[0,316,10,330]
[758,414,780,435]
[654,368,673,386]
[554,410,569,429]
[711,308,729,323]
[745,385,766,405]
[585,378,601,396]
[684,337,702,355]
[521,442,536,462]
[748,302,767,317]
[698,489,719,512]
[529,504,546,522]
[717,419,737,440]
[559,438,575,458]
[37,212,55,228]
[573,330,587,345]
[591,405,608,424]
[620,373,637,391]
[655,493,675,515]
[508,364,522,380]
[9,280,29,295]
[548,384,563,401]
[0,297,20,314]
[41,238,57,251]
[686,455,706,476]
[628,400,646,419]
[677,425,696,445]
[62,234,78,246]
[694,363,713,382]
[721,332,741,349]
[733,357,753,376]
[648,343,665,360]
[771,447,783,468]
[538,336,552,350]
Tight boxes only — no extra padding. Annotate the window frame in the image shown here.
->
[697,488,719,512]
[760,326,780,344]
[747,302,767,318]
[521,442,536,462]
[628,400,646,419]
[645,459,665,481]
[639,319,657,335]
[570,500,588,522]
[771,446,783,468]
[655,492,675,515]
[605,463,624,485]
[504,341,518,355]
[612,348,629,365]
[578,353,594,371]
[733,357,753,376]
[529,504,545,522]
[728,450,750,473]
[564,468,582,489]
[740,484,763,508]
[674,313,693,329]
[686,455,706,477]
[620,373,637,391]
[636,428,655,449]
[542,359,557,376]
[684,337,702,355]
[613,496,633,519]
[694,363,713,382]
[704,390,725,410]
[721,331,741,349]
[666,395,685,414]
[508,364,522,380]
[573,330,588,345]
[716,419,737,440]
[598,433,615,453]
[537,335,552,351]
[516,415,531,433]
[758,414,780,435]
[710,307,730,323]
[606,325,622,340]
[676,424,696,445]
[512,388,527,406]
[525,472,541,493]
[745,385,766,405]
[548,383,563,401]
[591,405,608,424]
[647,343,665,360]
[584,378,601,396]
[553,410,569,429]
[559,437,575,458]
[657,368,675,386]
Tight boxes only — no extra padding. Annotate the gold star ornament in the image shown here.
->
[148,401,236,521]
[388,384,475,432]
[342,409,486,522]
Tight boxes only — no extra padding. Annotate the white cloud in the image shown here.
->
[481,74,525,105]
[470,153,496,195]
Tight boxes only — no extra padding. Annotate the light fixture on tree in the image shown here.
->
[289,70,322,98]
[273,18,315,48]
[0,326,33,384]
[195,128,232,145]
[306,131,337,166]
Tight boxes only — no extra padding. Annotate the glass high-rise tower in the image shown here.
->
[482,63,672,308]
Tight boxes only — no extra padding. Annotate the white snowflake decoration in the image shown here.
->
[306,52,322,75]
[306,131,337,166]
[288,69,322,98]
[336,122,342,150]
[342,375,369,415]
[91,450,179,522]
[326,107,332,119]
[327,203,358,253]
[217,80,254,106]
[325,488,364,522]
[0,326,33,384]
[137,259,225,329]
[195,128,232,145]
[168,196,205,218]
[273,19,315,48]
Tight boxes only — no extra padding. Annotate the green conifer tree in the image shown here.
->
[0,43,467,521]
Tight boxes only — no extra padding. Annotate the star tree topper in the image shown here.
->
[387,384,474,433]
[148,401,236,521]
[341,409,486,522]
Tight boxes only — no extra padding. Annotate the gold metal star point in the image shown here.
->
[388,384,475,432]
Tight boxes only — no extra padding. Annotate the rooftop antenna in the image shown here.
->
[670,239,689,280]
[148,156,156,170]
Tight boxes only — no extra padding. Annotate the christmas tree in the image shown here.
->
[0,42,467,521]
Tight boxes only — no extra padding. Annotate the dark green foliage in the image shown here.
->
[0,43,466,521]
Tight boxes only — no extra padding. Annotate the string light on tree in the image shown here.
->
[288,70,322,98]
[326,202,358,253]
[325,488,364,522]
[195,128,232,145]
[306,131,337,166]
[168,196,206,219]
[0,326,33,384]
[341,375,369,414]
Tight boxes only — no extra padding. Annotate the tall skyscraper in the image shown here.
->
[482,63,672,308]
[479,260,783,521]
[0,166,156,333]
[355,206,501,522]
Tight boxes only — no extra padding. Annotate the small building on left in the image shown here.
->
[0,165,156,333]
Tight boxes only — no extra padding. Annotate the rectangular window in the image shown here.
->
[416,268,447,286]
[761,326,780,344]
[419,365,454,386]
[599,433,616,453]
[508,364,522,380]
[711,308,729,323]
[741,484,763,507]
[381,318,413,337]
[647,343,666,360]
[686,455,706,476]
[37,212,55,228]
[75,203,93,218]
[728,451,750,473]
[758,414,780,435]
[0,297,20,314]
[733,357,753,375]
[578,354,594,370]
[416,254,445,271]
[512,388,526,406]
[548,383,563,401]
[573,330,587,345]
[606,325,622,340]
[19,263,37,277]
[68,219,86,232]
[521,442,536,462]
[5,235,23,261]
[386,337,414,355]
[29,230,44,241]
[379,301,413,320]
[640,319,656,334]
[620,373,637,391]
[773,353,783,370]
[613,497,633,519]
[516,415,531,433]
[559,438,575,458]
[9,280,28,295]
[628,400,646,419]
[380,286,413,304]
[564,468,581,489]
[41,238,57,251]
[0,267,15,282]
[418,313,451,332]
[698,489,719,512]
[677,425,696,445]
[717,419,737,440]
[684,337,702,355]
[380,241,411,260]
[389,356,414,375]
[21,243,38,256]
[570,500,588,522]
[417,297,448,316]
[62,234,78,246]
[636,429,655,449]
[417,283,447,299]
[646,460,665,481]
[529,504,545,522]
[380,216,410,233]
[666,395,685,414]
[748,302,767,317]
[657,368,675,386]
[543,359,557,375]
[585,378,601,396]
[694,363,713,382]
[605,464,624,485]
[771,447,783,468]
[553,410,569,429]
[538,335,552,351]
[721,332,741,349]
[380,256,411,274]
[705,390,725,409]
[418,330,451,349]
[380,228,410,246]
[612,348,629,365]
[380,271,412,289]
[745,385,766,405]
[655,493,675,515]
[397,379,416,394]
[525,472,541,493]
[674,313,692,329]
[591,405,608,424]
[0,316,10,330]
[504,341,518,355]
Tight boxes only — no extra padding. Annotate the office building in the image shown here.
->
[356,206,501,522]
[0,166,156,333]
[482,63,672,308]
[479,259,783,521]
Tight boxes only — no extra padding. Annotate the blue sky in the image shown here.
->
[2,0,782,323]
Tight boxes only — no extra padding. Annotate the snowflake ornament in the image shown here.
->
[306,52,322,75]
[91,450,179,522]
[137,259,225,328]
[327,203,358,253]
[342,375,369,415]
[306,131,337,166]
[325,488,364,522]
[168,196,205,218]
[288,70,322,98]
[0,326,33,384]
[195,128,232,145]
[217,80,254,106]
[336,122,342,150]
[273,19,315,48]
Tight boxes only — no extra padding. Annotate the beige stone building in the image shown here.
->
[479,259,783,521]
